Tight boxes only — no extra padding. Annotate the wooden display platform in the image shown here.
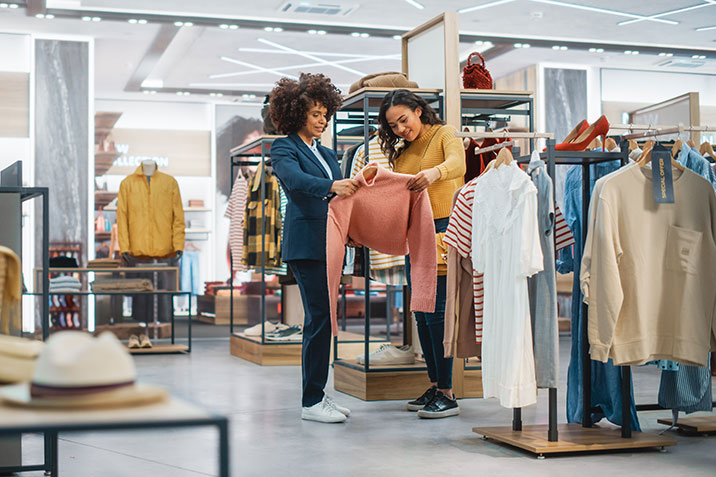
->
[95,322,172,340]
[230,331,388,366]
[657,416,716,434]
[473,424,677,458]
[334,359,430,401]
[197,314,225,325]
[127,344,189,354]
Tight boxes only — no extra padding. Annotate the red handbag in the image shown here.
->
[462,52,493,89]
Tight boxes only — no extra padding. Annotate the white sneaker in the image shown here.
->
[301,397,347,423]
[243,321,287,337]
[356,344,415,365]
[324,395,351,417]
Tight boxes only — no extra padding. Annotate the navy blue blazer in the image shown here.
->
[271,133,342,262]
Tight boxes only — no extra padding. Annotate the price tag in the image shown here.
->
[651,143,675,204]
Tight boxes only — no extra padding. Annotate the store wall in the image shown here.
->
[34,39,90,259]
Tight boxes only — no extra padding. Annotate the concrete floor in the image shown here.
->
[16,331,716,477]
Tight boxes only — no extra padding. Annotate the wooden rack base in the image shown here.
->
[127,344,189,355]
[473,424,677,458]
[657,416,716,434]
[95,322,172,340]
[230,332,390,366]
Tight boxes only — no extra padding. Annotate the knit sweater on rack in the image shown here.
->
[392,124,466,219]
[326,164,437,335]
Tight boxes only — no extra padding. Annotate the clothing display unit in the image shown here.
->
[31,266,192,354]
[472,139,677,457]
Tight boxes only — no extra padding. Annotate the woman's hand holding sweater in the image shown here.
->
[407,167,441,192]
[330,178,361,197]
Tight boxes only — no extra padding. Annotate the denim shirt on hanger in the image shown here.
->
[557,154,641,431]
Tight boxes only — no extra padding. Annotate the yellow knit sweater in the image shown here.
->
[393,124,466,218]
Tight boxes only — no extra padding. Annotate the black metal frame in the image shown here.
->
[228,136,295,347]
[0,186,50,339]
[515,138,630,442]
[0,414,229,476]
[331,89,443,374]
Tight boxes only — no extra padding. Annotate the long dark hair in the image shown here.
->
[377,89,444,166]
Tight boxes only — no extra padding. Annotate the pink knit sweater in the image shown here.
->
[326,163,437,335]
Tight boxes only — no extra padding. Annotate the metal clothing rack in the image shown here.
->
[473,139,676,457]
[331,87,443,376]
[0,186,50,339]
[228,135,284,348]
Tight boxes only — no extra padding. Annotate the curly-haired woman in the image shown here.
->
[378,89,466,418]
[269,73,359,423]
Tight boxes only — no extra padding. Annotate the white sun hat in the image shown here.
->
[0,331,167,409]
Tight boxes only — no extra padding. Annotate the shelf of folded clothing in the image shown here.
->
[473,424,676,458]
[185,228,211,234]
[230,331,389,367]
[95,190,118,208]
[95,231,111,241]
[126,344,189,355]
[341,87,442,112]
[657,415,716,434]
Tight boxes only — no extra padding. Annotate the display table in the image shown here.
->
[0,396,229,476]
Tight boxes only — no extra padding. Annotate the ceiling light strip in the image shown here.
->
[257,38,367,76]
[220,56,299,80]
[403,0,425,9]
[528,0,679,25]
[617,2,714,26]
[459,0,518,14]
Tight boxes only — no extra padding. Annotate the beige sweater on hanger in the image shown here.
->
[586,165,716,367]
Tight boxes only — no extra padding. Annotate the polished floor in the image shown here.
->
[15,330,716,476]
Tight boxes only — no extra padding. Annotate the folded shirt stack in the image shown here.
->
[49,276,82,293]
[91,278,154,293]
[87,258,121,268]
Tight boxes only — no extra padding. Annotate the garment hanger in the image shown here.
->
[588,136,602,150]
[671,139,683,159]
[604,137,617,152]
[700,141,715,159]
[628,139,638,152]
[638,142,685,171]
[494,147,513,168]
[686,139,696,148]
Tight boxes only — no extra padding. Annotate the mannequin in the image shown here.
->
[117,160,185,328]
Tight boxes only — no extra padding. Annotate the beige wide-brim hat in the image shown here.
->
[0,334,43,384]
[0,382,168,409]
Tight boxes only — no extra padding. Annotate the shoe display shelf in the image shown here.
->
[32,266,192,354]
[470,140,676,458]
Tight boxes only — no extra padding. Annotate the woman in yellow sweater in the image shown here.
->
[378,89,465,418]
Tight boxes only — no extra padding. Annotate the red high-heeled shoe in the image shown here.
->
[543,120,588,151]
[556,116,610,151]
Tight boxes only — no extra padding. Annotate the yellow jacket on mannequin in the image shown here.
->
[117,164,185,258]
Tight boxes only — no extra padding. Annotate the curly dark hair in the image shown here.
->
[377,89,444,166]
[269,73,343,135]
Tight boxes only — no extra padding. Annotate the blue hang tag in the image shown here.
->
[650,144,675,204]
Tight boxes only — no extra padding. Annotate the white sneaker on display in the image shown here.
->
[301,397,347,423]
[356,344,415,365]
[324,395,351,417]
[243,322,287,337]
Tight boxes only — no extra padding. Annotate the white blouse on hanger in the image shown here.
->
[472,161,543,408]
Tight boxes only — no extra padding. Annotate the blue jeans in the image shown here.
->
[406,217,452,389]
[180,250,201,296]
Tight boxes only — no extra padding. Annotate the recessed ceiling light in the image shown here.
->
[92,17,101,22]
[264,26,274,32]
[184,22,193,27]
[35,13,44,18]
[475,40,484,45]
[514,43,530,48]
[316,30,326,35]
[0,4,9,8]
[360,32,369,38]
[174,21,184,27]
[128,19,138,24]
[308,29,317,34]
[274,27,283,32]
[229,24,238,30]
[138,19,147,24]
[589,47,605,53]
[552,45,568,50]
[514,43,522,48]
[219,24,229,29]
[393,34,402,40]
[81,16,91,21]
[351,32,361,37]
[8,3,17,8]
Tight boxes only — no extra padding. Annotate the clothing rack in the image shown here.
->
[473,139,676,457]
[228,136,280,348]
[608,123,716,140]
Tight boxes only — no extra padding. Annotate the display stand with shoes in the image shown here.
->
[227,137,389,366]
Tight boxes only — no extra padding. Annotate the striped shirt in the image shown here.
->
[225,173,249,272]
[444,178,574,343]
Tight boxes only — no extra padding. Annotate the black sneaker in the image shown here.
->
[406,386,437,411]
[417,391,460,419]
